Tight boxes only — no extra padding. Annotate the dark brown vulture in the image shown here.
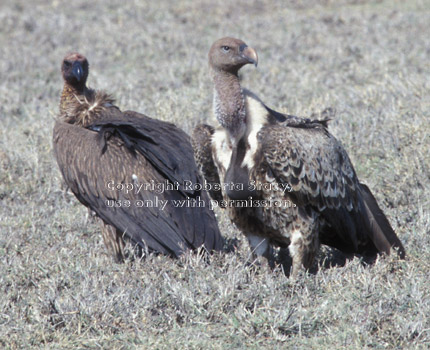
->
[53,53,224,262]
[192,37,405,277]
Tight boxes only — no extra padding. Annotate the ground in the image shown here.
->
[0,0,429,349]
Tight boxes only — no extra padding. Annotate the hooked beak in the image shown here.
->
[239,44,258,67]
[72,61,84,82]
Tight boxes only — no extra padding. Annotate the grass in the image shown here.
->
[1,0,430,348]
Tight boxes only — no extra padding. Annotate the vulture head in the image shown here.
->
[209,37,258,75]
[61,52,89,89]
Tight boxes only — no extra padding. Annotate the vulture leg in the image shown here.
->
[247,234,275,269]
[85,208,97,223]
[278,247,293,276]
[288,218,320,278]
[100,221,125,263]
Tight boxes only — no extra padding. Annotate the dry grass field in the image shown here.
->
[1,0,430,348]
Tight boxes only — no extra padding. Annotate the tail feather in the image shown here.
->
[360,184,406,259]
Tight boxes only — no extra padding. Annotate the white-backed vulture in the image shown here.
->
[192,37,405,277]
[53,53,224,262]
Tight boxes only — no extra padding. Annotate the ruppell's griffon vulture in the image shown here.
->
[192,38,405,277]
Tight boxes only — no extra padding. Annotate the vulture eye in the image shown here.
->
[221,46,230,52]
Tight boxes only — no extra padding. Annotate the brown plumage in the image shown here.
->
[192,37,405,277]
[53,53,224,262]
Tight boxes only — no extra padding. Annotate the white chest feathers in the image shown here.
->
[212,128,232,175]
[212,90,269,176]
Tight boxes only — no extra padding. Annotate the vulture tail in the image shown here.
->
[360,184,406,259]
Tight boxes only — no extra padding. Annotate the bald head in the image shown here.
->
[61,52,89,88]
[208,37,258,75]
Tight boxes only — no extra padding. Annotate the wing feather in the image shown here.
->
[88,110,200,197]
[258,123,358,211]
[53,117,224,257]
[257,121,404,257]
[191,124,224,202]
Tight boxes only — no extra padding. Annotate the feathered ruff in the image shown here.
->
[60,90,117,127]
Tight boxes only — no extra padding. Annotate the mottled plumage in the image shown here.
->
[192,38,405,277]
[54,53,224,262]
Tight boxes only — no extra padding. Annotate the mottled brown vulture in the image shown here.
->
[53,53,224,262]
[192,37,405,277]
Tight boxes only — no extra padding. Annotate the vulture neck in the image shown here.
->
[60,82,97,127]
[212,68,258,200]
[60,82,93,124]
[212,69,246,145]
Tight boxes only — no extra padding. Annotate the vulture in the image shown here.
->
[53,52,224,262]
[192,37,405,277]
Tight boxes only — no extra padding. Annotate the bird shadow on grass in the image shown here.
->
[119,237,380,278]
[118,236,241,267]
[275,245,379,277]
